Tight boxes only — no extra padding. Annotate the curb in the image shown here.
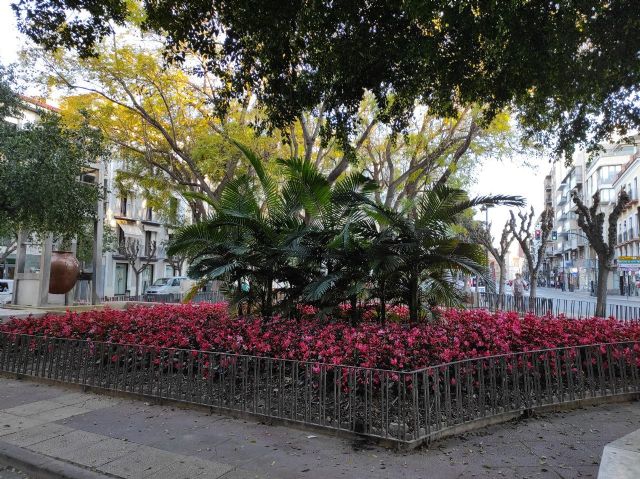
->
[0,441,111,479]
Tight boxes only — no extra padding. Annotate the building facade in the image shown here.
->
[612,149,640,295]
[101,159,192,298]
[542,141,638,294]
[544,158,586,291]
[584,142,636,293]
[2,97,193,301]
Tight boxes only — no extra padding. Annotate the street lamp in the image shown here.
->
[480,205,494,297]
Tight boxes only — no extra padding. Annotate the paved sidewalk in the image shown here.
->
[0,378,639,478]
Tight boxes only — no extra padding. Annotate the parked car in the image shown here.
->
[0,279,14,305]
[144,277,195,296]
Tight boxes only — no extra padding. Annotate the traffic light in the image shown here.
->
[535,229,541,240]
[551,231,557,241]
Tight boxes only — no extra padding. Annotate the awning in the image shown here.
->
[143,224,162,232]
[117,221,144,239]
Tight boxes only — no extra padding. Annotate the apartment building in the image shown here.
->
[541,141,636,294]
[544,158,586,291]
[584,142,636,293]
[102,160,191,298]
[612,148,640,295]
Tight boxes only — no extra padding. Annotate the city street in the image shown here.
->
[536,287,640,306]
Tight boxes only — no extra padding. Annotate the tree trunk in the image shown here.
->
[497,260,506,308]
[408,272,419,324]
[134,272,140,297]
[349,295,358,326]
[379,280,387,327]
[596,259,609,317]
[528,272,537,311]
[237,277,243,316]
[264,277,273,319]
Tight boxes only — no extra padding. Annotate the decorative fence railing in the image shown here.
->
[103,291,225,304]
[478,292,640,321]
[1,332,638,447]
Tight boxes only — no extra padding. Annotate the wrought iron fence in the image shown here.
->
[0,332,638,447]
[478,292,640,321]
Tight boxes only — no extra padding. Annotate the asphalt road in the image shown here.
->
[536,287,640,306]
[0,463,29,479]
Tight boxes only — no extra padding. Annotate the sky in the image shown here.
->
[0,4,548,238]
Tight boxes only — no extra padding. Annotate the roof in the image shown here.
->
[18,95,60,113]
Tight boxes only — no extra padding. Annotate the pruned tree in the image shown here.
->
[468,220,514,307]
[161,239,186,276]
[572,189,630,317]
[509,206,554,308]
[120,238,157,296]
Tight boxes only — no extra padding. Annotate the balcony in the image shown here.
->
[557,195,568,206]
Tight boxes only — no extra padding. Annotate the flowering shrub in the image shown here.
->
[2,303,640,371]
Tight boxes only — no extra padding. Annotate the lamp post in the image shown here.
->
[479,205,494,305]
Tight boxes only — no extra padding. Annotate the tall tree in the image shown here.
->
[33,43,286,219]
[13,1,640,158]
[509,207,554,308]
[572,189,630,317]
[0,64,104,240]
[468,220,514,308]
[361,106,513,209]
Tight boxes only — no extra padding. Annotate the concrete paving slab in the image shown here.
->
[28,429,106,457]
[96,445,181,478]
[0,382,63,409]
[59,436,140,468]
[1,423,73,447]
[61,402,216,446]
[2,399,69,417]
[598,445,640,478]
[0,413,46,437]
[147,455,232,479]
[28,404,95,422]
[219,470,265,479]
[49,392,97,406]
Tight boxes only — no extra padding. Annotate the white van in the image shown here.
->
[144,277,194,296]
[0,279,14,305]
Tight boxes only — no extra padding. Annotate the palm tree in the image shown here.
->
[169,142,523,323]
[168,142,377,318]
[367,186,524,323]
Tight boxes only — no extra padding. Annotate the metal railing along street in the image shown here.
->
[478,292,640,321]
[103,291,225,304]
[1,332,638,448]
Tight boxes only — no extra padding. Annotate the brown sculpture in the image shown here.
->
[49,251,80,294]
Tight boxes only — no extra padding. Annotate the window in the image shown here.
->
[146,206,153,221]
[171,278,181,286]
[144,231,156,256]
[118,226,125,250]
[119,195,128,216]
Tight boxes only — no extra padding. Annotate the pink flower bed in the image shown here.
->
[2,303,640,371]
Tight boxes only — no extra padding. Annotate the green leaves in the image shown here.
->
[168,143,519,320]
[14,0,640,157]
[0,80,105,240]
